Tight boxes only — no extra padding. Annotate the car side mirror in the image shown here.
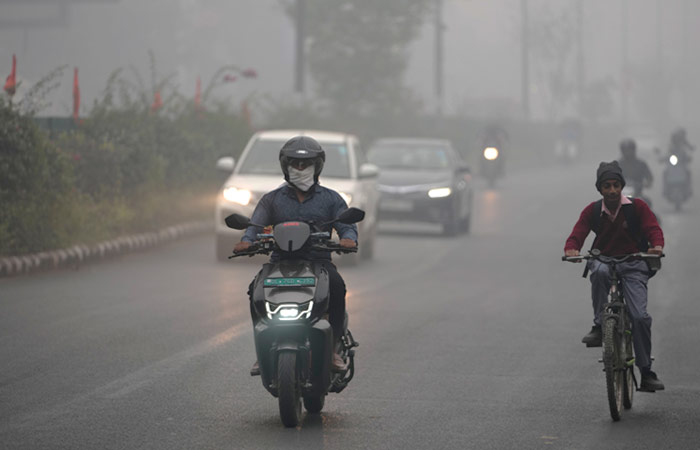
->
[224,213,251,230]
[456,164,471,174]
[336,207,365,224]
[216,156,236,172]
[358,163,379,179]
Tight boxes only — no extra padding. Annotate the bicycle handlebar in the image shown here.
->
[562,252,664,263]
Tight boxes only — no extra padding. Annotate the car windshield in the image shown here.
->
[237,139,351,178]
[367,144,451,170]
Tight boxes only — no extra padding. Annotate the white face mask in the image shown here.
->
[288,165,316,192]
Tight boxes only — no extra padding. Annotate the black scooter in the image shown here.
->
[480,139,504,187]
[225,208,364,427]
[662,153,692,211]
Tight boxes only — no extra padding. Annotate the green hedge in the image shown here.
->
[1,94,252,256]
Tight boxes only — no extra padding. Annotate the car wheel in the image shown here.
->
[361,224,376,260]
[459,212,471,234]
[216,235,233,261]
[442,213,459,236]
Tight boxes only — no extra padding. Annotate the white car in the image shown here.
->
[215,129,380,263]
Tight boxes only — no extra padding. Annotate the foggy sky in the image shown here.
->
[1,0,698,128]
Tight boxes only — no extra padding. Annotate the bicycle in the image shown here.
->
[562,249,663,421]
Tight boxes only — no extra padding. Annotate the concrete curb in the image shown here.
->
[0,220,213,278]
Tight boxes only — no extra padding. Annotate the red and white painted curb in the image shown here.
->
[0,220,212,277]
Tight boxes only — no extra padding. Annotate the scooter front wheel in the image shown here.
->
[277,351,302,427]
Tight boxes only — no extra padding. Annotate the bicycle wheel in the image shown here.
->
[603,317,624,421]
[623,331,635,409]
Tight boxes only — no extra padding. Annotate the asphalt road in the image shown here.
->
[1,163,699,450]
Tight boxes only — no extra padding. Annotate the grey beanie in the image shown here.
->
[595,161,626,191]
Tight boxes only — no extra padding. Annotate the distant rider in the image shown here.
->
[234,136,357,374]
[617,138,653,197]
[564,161,665,392]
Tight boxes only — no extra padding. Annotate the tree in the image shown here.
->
[281,0,432,117]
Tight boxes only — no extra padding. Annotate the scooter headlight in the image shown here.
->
[483,147,499,161]
[669,154,678,166]
[266,301,314,321]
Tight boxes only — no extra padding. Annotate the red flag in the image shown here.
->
[4,54,17,96]
[194,76,202,110]
[223,74,237,83]
[150,91,163,112]
[73,67,80,122]
[241,99,252,129]
[241,68,258,79]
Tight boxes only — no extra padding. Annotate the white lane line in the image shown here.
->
[4,321,251,431]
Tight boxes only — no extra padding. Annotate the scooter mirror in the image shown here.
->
[225,213,251,230]
[336,207,365,225]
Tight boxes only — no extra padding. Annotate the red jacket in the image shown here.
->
[565,198,664,255]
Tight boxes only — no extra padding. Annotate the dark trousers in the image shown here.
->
[248,260,347,341]
[588,259,653,371]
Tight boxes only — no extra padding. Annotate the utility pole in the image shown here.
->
[656,0,665,129]
[681,0,689,121]
[620,0,629,126]
[294,0,306,95]
[434,0,444,116]
[521,0,530,121]
[576,0,584,118]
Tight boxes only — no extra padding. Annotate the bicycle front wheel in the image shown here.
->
[603,317,624,421]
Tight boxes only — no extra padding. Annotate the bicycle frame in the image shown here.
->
[562,250,663,421]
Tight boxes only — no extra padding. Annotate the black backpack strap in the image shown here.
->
[621,200,649,252]
[582,200,603,278]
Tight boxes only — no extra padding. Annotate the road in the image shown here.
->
[1,163,699,450]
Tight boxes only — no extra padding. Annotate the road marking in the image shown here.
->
[4,321,251,431]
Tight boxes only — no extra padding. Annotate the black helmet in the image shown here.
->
[279,136,326,183]
[619,138,636,158]
[671,127,687,145]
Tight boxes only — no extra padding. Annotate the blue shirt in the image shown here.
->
[242,183,358,261]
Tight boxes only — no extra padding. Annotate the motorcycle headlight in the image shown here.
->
[669,155,678,166]
[483,147,499,160]
[428,187,452,198]
[223,187,252,206]
[338,191,353,206]
[266,301,314,321]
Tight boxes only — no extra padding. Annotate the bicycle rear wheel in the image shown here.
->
[623,331,635,409]
[603,317,624,421]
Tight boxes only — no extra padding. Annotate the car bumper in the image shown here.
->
[377,193,455,223]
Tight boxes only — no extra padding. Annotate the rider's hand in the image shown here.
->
[564,248,582,262]
[648,246,663,255]
[234,241,252,253]
[339,238,357,249]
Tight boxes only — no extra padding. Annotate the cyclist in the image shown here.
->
[564,161,665,391]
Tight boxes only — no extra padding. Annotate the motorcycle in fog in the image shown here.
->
[662,153,692,211]
[226,208,363,427]
[480,139,504,187]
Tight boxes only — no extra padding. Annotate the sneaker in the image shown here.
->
[250,360,261,377]
[640,370,665,392]
[331,352,347,372]
[582,325,602,347]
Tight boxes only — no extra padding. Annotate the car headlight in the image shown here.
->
[669,154,678,166]
[428,187,452,198]
[266,301,314,321]
[483,147,499,160]
[338,191,353,206]
[222,187,252,205]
